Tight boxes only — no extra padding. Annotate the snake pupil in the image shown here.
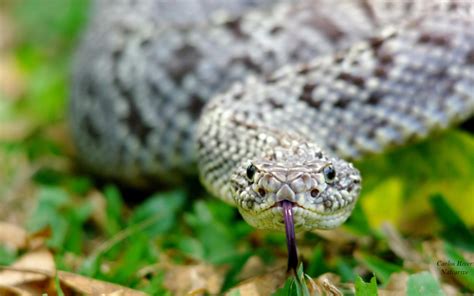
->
[310,189,319,197]
[246,164,256,180]
[258,188,266,197]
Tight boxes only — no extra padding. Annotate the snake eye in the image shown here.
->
[246,164,256,181]
[323,165,336,183]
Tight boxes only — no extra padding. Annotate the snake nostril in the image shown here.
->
[310,189,320,197]
[348,184,354,192]
[258,188,266,197]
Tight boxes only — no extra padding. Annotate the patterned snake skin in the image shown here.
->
[70,0,474,231]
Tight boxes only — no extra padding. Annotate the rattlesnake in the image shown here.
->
[70,0,474,233]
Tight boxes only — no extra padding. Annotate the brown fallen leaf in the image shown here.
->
[314,272,343,296]
[0,285,28,295]
[0,56,25,100]
[0,119,33,142]
[86,189,109,233]
[313,228,360,245]
[237,256,266,281]
[44,122,77,157]
[225,267,287,296]
[0,249,55,286]
[0,222,27,251]
[0,249,56,295]
[57,271,147,296]
[379,271,409,296]
[163,262,226,296]
[27,227,52,251]
[381,223,423,263]
[0,249,147,295]
[0,150,38,225]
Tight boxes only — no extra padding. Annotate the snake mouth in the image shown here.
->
[269,200,346,216]
[281,201,298,271]
[256,199,353,231]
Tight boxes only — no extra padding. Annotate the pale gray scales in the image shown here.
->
[70,0,474,231]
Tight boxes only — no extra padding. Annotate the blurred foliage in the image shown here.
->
[0,0,473,294]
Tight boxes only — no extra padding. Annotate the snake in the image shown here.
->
[70,0,474,240]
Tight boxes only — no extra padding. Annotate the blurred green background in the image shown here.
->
[0,0,473,294]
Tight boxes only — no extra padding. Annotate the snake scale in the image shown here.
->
[70,0,474,232]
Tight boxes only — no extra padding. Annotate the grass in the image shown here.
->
[0,0,473,294]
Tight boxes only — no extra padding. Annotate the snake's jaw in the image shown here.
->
[230,145,362,231]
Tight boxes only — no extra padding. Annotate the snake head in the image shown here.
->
[229,142,361,231]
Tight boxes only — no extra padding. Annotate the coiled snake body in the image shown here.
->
[70,0,474,231]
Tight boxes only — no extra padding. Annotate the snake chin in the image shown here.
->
[230,143,362,231]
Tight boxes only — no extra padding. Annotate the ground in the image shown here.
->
[0,1,473,295]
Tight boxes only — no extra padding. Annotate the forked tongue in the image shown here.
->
[281,200,298,272]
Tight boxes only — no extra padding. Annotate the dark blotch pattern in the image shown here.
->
[308,15,345,43]
[367,92,382,105]
[140,38,151,48]
[169,44,202,85]
[360,0,378,26]
[83,115,100,142]
[374,66,387,78]
[465,49,474,65]
[265,75,280,83]
[369,37,385,52]
[123,99,153,146]
[379,54,393,65]
[270,26,283,35]
[418,33,450,47]
[268,98,284,109]
[334,96,351,109]
[224,18,247,39]
[299,83,321,109]
[186,94,206,119]
[85,79,97,97]
[111,48,153,145]
[298,65,313,75]
[337,72,365,87]
[233,90,244,100]
[231,56,262,74]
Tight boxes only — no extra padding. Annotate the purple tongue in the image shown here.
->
[282,200,298,272]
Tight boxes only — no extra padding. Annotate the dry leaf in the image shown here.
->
[0,57,25,100]
[0,150,37,225]
[0,249,55,287]
[225,267,287,296]
[0,223,27,251]
[315,273,343,295]
[0,119,32,142]
[381,223,422,263]
[313,228,360,245]
[163,262,225,296]
[27,227,52,251]
[87,190,109,233]
[0,284,37,296]
[44,122,77,157]
[379,271,409,296]
[237,256,266,281]
[57,271,147,296]
[0,249,147,295]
